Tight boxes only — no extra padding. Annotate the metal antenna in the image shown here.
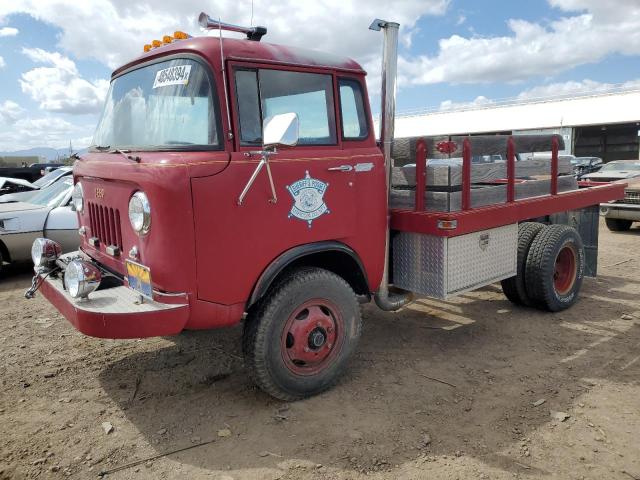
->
[250,0,254,26]
[218,18,234,141]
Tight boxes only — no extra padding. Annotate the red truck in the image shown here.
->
[26,14,625,400]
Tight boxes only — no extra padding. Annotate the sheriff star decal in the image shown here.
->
[286,171,330,228]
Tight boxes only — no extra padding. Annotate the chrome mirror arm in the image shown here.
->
[237,150,278,206]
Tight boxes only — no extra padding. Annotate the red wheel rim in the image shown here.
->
[280,299,343,376]
[554,245,577,295]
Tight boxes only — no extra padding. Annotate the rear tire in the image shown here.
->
[525,225,585,312]
[605,218,632,232]
[501,222,545,306]
[243,267,361,401]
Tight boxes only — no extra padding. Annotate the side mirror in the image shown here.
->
[263,113,299,149]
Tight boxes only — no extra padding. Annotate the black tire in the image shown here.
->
[605,218,632,232]
[525,225,585,312]
[243,267,361,401]
[501,222,545,306]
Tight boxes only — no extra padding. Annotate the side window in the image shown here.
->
[233,68,337,146]
[234,69,262,145]
[338,78,368,140]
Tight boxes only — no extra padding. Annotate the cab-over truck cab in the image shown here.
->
[28,14,390,400]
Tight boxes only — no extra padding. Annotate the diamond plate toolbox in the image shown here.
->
[393,223,517,299]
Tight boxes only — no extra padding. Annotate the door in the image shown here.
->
[191,64,360,304]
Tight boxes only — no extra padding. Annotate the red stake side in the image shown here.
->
[392,181,625,237]
[398,135,625,237]
[506,137,516,203]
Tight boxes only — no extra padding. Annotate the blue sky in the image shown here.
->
[0,0,639,151]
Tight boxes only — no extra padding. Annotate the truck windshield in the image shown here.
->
[92,59,220,150]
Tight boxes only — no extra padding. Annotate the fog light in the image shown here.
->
[31,238,62,271]
[64,260,101,299]
[600,207,609,216]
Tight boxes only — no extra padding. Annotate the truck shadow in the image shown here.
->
[0,262,34,292]
[97,277,639,477]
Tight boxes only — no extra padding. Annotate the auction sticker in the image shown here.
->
[153,65,191,89]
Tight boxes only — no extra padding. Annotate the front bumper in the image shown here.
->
[600,203,640,221]
[37,253,189,339]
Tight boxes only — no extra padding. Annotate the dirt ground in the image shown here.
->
[1,220,639,480]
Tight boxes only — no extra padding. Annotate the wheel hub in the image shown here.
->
[554,245,577,295]
[308,328,327,349]
[280,299,341,375]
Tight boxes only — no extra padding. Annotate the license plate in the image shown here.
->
[125,260,153,298]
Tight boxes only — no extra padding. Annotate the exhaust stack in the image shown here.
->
[369,19,413,311]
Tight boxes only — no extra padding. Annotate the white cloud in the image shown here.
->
[424,77,640,115]
[0,26,18,36]
[0,114,94,151]
[0,100,26,123]
[439,95,492,111]
[517,78,640,99]
[20,48,110,114]
[399,0,640,85]
[0,0,450,70]
[0,55,4,68]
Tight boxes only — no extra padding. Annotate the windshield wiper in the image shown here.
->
[93,145,140,163]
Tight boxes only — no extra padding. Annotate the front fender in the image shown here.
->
[247,240,368,308]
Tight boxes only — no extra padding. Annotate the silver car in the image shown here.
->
[0,167,73,203]
[582,160,640,183]
[0,176,78,273]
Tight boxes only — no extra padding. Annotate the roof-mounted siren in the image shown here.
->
[198,12,267,41]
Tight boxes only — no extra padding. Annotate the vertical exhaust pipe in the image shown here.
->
[369,19,413,311]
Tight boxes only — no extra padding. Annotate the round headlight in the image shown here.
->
[31,238,62,269]
[64,260,101,299]
[128,191,151,234]
[72,182,84,212]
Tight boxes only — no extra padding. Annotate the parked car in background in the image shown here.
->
[582,160,640,183]
[0,163,65,183]
[0,177,36,196]
[0,176,77,273]
[600,176,640,231]
[0,167,72,203]
[571,157,603,179]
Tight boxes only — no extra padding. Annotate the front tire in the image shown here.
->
[525,225,585,312]
[605,218,632,232]
[243,268,361,401]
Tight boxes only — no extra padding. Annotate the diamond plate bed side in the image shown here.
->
[393,232,447,298]
[447,224,517,295]
[392,224,517,299]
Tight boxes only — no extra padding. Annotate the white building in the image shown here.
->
[393,86,640,162]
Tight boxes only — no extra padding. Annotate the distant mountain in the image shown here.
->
[0,147,88,161]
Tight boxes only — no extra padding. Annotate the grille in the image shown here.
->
[88,202,123,248]
[623,191,640,205]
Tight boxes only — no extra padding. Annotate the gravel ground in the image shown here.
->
[1,220,639,480]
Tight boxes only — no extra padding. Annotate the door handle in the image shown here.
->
[327,165,353,172]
